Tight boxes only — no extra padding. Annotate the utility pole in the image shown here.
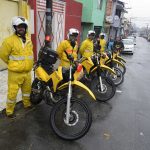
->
[38,0,58,64]
[45,0,52,48]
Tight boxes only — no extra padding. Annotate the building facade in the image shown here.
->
[75,0,107,41]
[104,0,127,39]
[64,0,82,43]
[34,0,66,60]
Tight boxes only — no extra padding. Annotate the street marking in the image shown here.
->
[116,90,122,93]
[103,133,111,140]
[140,132,144,136]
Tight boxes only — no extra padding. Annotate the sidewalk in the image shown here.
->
[0,70,8,111]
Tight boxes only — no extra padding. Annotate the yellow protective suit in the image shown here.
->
[100,39,106,53]
[79,38,94,58]
[57,40,78,68]
[0,34,34,116]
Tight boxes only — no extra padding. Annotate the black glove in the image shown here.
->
[67,54,74,61]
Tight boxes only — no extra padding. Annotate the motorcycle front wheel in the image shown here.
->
[91,76,116,102]
[116,64,126,75]
[50,98,92,140]
[106,67,124,86]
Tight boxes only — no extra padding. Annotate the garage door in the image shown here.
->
[0,0,19,70]
[36,0,66,54]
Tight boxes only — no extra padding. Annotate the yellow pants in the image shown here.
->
[6,70,32,115]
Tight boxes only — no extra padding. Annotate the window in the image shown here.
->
[115,9,121,18]
[98,0,103,9]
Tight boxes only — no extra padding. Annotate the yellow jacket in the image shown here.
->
[57,40,78,68]
[0,34,33,72]
[79,38,93,58]
[100,39,106,53]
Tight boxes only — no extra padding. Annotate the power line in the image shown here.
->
[130,17,150,21]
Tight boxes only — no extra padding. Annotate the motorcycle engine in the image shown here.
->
[43,89,54,105]
[30,78,43,105]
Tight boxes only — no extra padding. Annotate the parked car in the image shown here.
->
[132,33,137,38]
[127,36,136,45]
[122,39,134,55]
[147,34,150,41]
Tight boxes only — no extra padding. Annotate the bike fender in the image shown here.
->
[73,80,96,100]
[112,59,125,67]
[117,56,126,63]
[58,80,96,100]
[100,64,116,75]
[91,66,97,73]
[57,82,69,91]
[105,59,111,65]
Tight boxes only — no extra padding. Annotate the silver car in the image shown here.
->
[127,36,136,45]
[122,39,134,55]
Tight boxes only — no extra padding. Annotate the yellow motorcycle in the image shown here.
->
[30,48,96,140]
[109,48,126,75]
[113,50,126,64]
[80,50,116,102]
[101,51,125,86]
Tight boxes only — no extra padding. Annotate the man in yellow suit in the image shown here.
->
[0,16,34,117]
[79,30,95,58]
[79,30,95,80]
[57,28,79,68]
[99,33,106,53]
